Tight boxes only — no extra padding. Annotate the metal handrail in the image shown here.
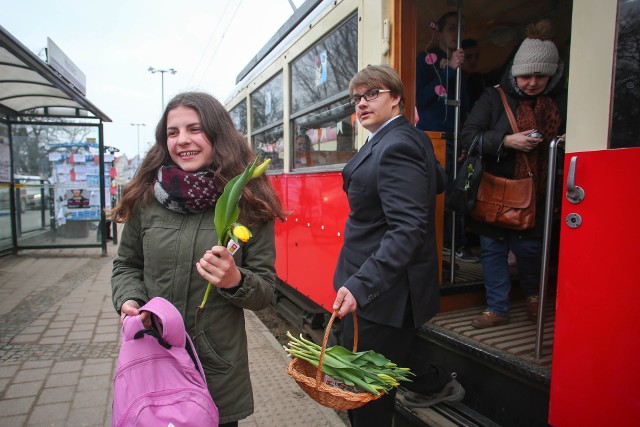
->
[534,136,565,359]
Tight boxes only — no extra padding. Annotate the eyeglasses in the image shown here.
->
[349,89,391,106]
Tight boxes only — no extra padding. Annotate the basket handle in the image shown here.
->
[314,310,358,388]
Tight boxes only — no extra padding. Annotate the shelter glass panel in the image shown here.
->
[611,0,640,148]
[229,100,247,136]
[251,73,283,130]
[292,99,356,169]
[11,122,111,247]
[290,14,358,114]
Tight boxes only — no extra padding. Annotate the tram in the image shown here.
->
[224,1,640,425]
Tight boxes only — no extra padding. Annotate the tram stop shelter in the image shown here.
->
[0,25,112,256]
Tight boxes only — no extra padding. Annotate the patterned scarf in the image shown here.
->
[515,96,561,200]
[153,166,221,214]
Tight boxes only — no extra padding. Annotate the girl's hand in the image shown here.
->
[120,300,150,327]
[196,246,242,289]
[503,130,542,152]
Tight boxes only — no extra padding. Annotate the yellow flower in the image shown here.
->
[232,225,252,242]
[251,158,271,178]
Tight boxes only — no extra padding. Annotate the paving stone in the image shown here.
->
[81,362,112,377]
[37,385,75,404]
[77,375,110,392]
[10,334,40,344]
[68,406,106,426]
[14,367,49,383]
[4,380,43,398]
[0,414,28,426]
[0,363,20,378]
[71,388,108,408]
[0,396,36,416]
[28,401,70,423]
[22,360,53,369]
[51,360,82,374]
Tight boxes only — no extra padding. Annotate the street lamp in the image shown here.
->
[148,66,177,111]
[130,123,145,162]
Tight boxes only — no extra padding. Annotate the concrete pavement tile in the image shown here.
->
[30,319,50,326]
[21,325,46,334]
[37,385,75,404]
[68,331,93,341]
[67,406,106,426]
[28,401,70,423]
[45,371,79,387]
[95,325,117,335]
[10,334,40,344]
[75,316,98,324]
[0,414,28,426]
[42,328,69,338]
[71,323,95,331]
[77,375,110,391]
[50,320,73,329]
[51,360,82,374]
[22,360,53,369]
[0,377,10,393]
[4,380,43,398]
[81,362,112,377]
[0,396,36,416]
[92,333,118,343]
[39,336,66,345]
[71,388,108,408]
[14,367,49,383]
[0,363,20,377]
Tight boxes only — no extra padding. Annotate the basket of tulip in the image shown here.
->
[285,311,414,410]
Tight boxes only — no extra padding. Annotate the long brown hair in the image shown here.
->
[111,92,287,226]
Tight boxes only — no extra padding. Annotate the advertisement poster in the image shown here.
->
[0,123,9,182]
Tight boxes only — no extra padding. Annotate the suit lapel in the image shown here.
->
[342,116,408,191]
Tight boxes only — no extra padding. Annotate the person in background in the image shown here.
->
[460,20,566,328]
[111,92,287,426]
[461,38,487,106]
[333,65,463,427]
[416,11,479,263]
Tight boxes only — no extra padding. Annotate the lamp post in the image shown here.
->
[148,66,177,111]
[130,123,145,164]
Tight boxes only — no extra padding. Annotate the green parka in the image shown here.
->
[112,199,276,423]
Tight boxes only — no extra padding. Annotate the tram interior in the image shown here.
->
[414,0,573,367]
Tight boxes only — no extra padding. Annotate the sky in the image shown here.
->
[2,0,305,158]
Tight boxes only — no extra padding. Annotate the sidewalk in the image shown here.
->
[0,246,346,427]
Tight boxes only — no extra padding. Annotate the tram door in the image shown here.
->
[549,148,640,425]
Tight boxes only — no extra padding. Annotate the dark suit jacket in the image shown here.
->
[333,116,440,328]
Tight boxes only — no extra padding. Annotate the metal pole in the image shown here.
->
[449,1,463,284]
[534,137,564,359]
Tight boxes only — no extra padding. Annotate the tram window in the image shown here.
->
[290,14,357,114]
[251,73,283,131]
[610,0,640,149]
[229,100,247,136]
[292,100,356,169]
[252,124,284,171]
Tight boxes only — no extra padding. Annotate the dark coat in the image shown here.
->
[112,199,276,423]
[460,69,567,239]
[333,116,440,329]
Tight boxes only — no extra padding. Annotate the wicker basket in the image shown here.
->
[287,310,382,410]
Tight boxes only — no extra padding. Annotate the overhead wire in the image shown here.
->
[188,0,235,87]
[197,0,246,87]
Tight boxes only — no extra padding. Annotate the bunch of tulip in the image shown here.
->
[198,157,271,309]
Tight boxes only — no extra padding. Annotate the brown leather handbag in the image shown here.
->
[470,87,536,231]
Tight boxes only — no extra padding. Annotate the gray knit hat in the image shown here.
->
[512,38,559,77]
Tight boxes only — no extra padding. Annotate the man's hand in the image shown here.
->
[333,286,358,318]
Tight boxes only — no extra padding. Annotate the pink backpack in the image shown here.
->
[112,297,219,427]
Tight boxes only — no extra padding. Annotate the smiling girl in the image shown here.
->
[111,92,286,426]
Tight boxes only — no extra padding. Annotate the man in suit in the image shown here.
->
[333,65,462,426]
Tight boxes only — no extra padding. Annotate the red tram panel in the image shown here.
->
[549,148,640,426]
[271,172,349,311]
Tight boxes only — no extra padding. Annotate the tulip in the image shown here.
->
[232,225,252,242]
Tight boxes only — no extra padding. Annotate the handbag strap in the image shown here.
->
[496,86,532,175]
[497,86,519,133]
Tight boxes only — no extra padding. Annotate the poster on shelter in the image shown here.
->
[0,123,9,182]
